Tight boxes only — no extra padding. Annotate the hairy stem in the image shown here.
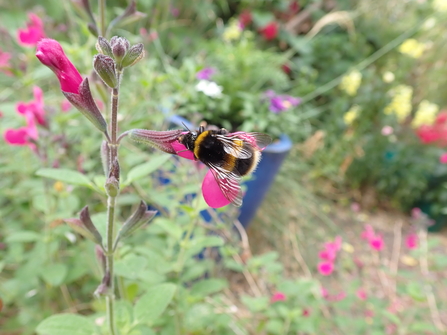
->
[104,69,122,335]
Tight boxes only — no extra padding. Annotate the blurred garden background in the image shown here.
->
[2,0,447,334]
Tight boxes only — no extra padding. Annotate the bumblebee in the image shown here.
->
[178,126,272,207]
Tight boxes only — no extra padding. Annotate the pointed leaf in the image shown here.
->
[36,314,96,335]
[36,168,92,188]
[124,154,171,185]
[134,283,176,324]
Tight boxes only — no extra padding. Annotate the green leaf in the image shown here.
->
[124,154,171,185]
[6,231,41,243]
[134,283,177,324]
[184,236,224,259]
[39,263,68,286]
[115,255,148,280]
[36,314,96,335]
[154,218,183,240]
[36,168,92,188]
[190,278,228,297]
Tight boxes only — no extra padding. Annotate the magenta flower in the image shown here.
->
[317,261,334,276]
[356,288,367,300]
[440,153,447,164]
[270,291,286,303]
[17,13,45,46]
[0,49,12,76]
[36,39,107,133]
[16,86,46,126]
[4,111,38,149]
[264,90,301,113]
[361,224,375,240]
[369,235,384,251]
[318,248,336,262]
[36,39,83,94]
[129,129,268,208]
[405,233,418,249]
[196,67,216,80]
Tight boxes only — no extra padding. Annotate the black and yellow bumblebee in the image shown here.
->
[178,125,272,206]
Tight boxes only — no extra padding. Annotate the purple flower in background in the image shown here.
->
[196,67,216,80]
[264,90,301,113]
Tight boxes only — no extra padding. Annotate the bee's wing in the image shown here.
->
[216,135,253,159]
[207,162,243,207]
[246,133,272,150]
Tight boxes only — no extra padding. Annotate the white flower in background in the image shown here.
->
[195,80,223,98]
[382,71,395,83]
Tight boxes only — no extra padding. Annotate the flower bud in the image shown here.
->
[110,36,130,63]
[96,36,113,58]
[105,176,120,197]
[121,43,144,68]
[64,206,103,245]
[129,129,183,154]
[113,200,156,249]
[63,78,108,133]
[93,54,117,88]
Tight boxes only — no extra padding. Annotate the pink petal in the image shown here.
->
[356,288,367,300]
[171,140,195,160]
[270,292,286,303]
[317,261,334,276]
[4,128,28,145]
[61,100,72,112]
[405,233,418,249]
[16,102,29,115]
[24,112,38,140]
[202,169,231,208]
[33,86,43,105]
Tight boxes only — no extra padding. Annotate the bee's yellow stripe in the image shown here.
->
[194,131,209,158]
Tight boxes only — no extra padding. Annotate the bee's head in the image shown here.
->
[178,131,197,151]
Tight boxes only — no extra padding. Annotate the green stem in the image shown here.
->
[106,196,117,335]
[104,68,122,335]
[99,0,106,37]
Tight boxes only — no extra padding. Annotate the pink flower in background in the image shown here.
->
[405,233,418,249]
[356,288,367,300]
[302,309,310,317]
[16,86,46,126]
[36,39,83,94]
[259,22,278,41]
[321,286,328,298]
[264,90,301,113]
[381,125,394,136]
[369,235,384,251]
[196,67,216,80]
[351,202,361,212]
[270,292,286,303]
[61,100,72,112]
[411,207,421,220]
[319,248,337,262]
[440,153,447,164]
[318,261,334,276]
[17,13,45,46]
[361,224,375,240]
[0,49,12,76]
[239,10,252,27]
[4,111,38,148]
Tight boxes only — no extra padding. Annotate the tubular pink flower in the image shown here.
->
[4,111,38,148]
[16,86,46,126]
[369,234,384,251]
[270,292,286,303]
[405,233,418,249]
[17,13,45,46]
[356,288,367,300]
[36,39,83,94]
[317,261,334,276]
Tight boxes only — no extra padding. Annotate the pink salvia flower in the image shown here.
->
[317,261,334,276]
[369,234,384,251]
[4,111,38,149]
[61,100,72,112]
[270,292,286,303]
[0,49,12,76]
[440,153,447,164]
[17,13,45,46]
[318,248,337,262]
[36,39,83,94]
[405,233,418,249]
[361,224,375,240]
[16,86,46,126]
[356,288,367,300]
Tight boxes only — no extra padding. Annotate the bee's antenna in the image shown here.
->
[182,122,191,132]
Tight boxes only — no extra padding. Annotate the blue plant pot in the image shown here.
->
[238,134,292,227]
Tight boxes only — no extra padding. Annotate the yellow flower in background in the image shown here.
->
[382,71,395,83]
[399,39,425,58]
[384,85,413,122]
[223,21,242,42]
[53,181,65,192]
[433,0,447,12]
[344,105,361,125]
[340,70,362,96]
[411,100,439,128]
